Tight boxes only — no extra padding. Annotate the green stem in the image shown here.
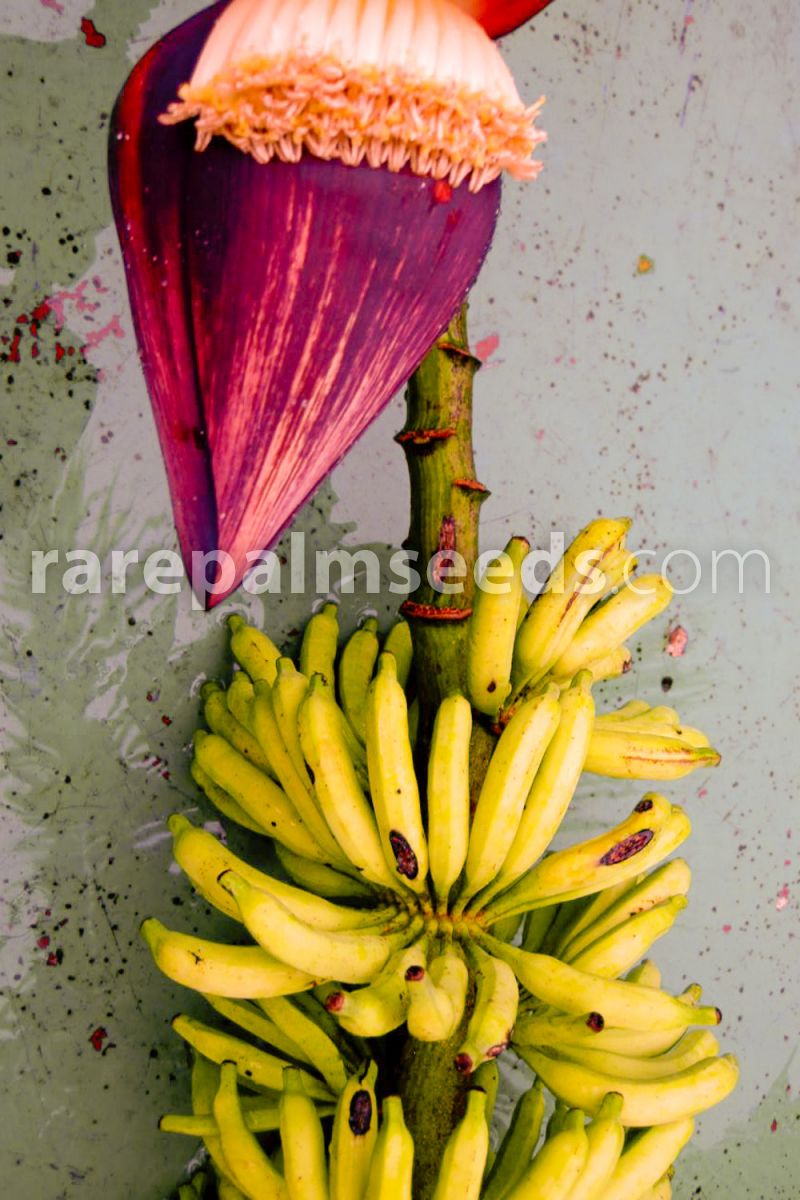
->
[393,303,497,1199]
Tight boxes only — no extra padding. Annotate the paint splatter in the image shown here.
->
[775,885,789,911]
[722,923,732,933]
[771,1118,778,1133]
[89,1026,109,1051]
[666,625,688,657]
[636,255,654,275]
[80,17,106,48]
[475,333,500,362]
[46,948,63,966]
[40,0,65,12]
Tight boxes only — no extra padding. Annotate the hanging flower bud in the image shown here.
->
[109,0,546,605]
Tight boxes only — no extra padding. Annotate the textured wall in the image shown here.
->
[1,1,798,1196]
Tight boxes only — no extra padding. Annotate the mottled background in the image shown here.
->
[1,1,798,1196]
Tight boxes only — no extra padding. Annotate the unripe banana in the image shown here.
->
[383,619,414,689]
[559,1029,721,1082]
[273,843,377,902]
[226,670,256,730]
[228,614,281,685]
[482,1079,546,1200]
[467,536,530,716]
[202,994,312,1066]
[426,693,472,909]
[567,1091,625,1200]
[503,1106,588,1199]
[259,995,350,1093]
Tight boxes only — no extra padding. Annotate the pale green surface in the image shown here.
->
[1,1,798,1197]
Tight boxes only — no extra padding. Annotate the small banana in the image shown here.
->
[383,619,414,689]
[365,1095,414,1200]
[259,995,349,1094]
[140,918,317,999]
[329,1061,379,1200]
[324,941,425,1037]
[190,758,268,834]
[213,1060,288,1199]
[226,671,257,731]
[299,602,340,684]
[625,958,663,987]
[558,1029,721,1082]
[428,946,469,1032]
[482,1079,546,1200]
[193,730,326,862]
[338,617,380,743]
[189,1053,232,1187]
[228,614,281,685]
[273,843,377,902]
[467,536,530,717]
[512,517,632,688]
[454,948,518,1074]
[365,653,430,894]
[430,1086,489,1200]
[202,994,312,1066]
[270,657,314,787]
[202,681,275,776]
[567,1091,625,1200]
[584,725,720,780]
[406,945,461,1042]
[549,575,672,681]
[503,1107,588,1199]
[298,676,399,891]
[553,644,632,688]
[172,1013,334,1099]
[518,1047,739,1126]
[567,896,688,979]
[279,1066,329,1200]
[480,936,722,1031]
[458,684,561,907]
[482,671,594,900]
[426,693,472,910]
[221,870,418,984]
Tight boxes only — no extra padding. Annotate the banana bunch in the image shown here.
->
[163,1055,492,1200]
[140,517,736,1196]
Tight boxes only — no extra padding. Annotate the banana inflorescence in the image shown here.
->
[147,519,734,1199]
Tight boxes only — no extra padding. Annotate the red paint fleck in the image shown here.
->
[770,1118,778,1132]
[17,313,29,324]
[37,935,50,949]
[31,343,39,359]
[81,314,125,354]
[40,0,65,13]
[697,787,708,798]
[722,924,732,933]
[534,429,546,441]
[89,1026,108,1051]
[666,625,688,657]
[31,301,51,322]
[46,949,63,966]
[161,714,172,726]
[80,17,106,47]
[7,331,22,363]
[475,333,500,362]
[55,342,65,362]
[432,180,453,204]
[775,884,790,911]
[146,690,160,703]
[6,438,17,446]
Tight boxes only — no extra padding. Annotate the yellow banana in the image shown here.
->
[168,814,395,930]
[279,1066,329,1200]
[559,1030,721,1082]
[270,658,313,788]
[429,947,469,1031]
[597,546,639,597]
[625,958,663,987]
[407,968,458,1042]
[323,941,425,1037]
[190,1053,233,1186]
[226,671,257,730]
[480,936,722,1031]
[173,1013,333,1099]
[601,1117,694,1199]
[426,693,472,910]
[482,796,689,922]
[482,1079,546,1200]
[365,1095,414,1200]
[221,870,418,984]
[454,948,518,1074]
[218,1180,249,1200]
[558,859,692,961]
[273,843,377,903]
[338,617,380,743]
[297,676,399,891]
[228,614,281,685]
[483,671,594,900]
[329,1061,379,1200]
[467,536,530,716]
[365,653,430,894]
[594,700,652,724]
[567,896,688,979]
[299,602,339,684]
[549,575,672,681]
[202,682,275,776]
[473,1059,500,1126]
[430,1086,489,1200]
[518,1047,739,1126]
[202,994,312,1066]
[504,1107,588,1199]
[457,684,561,907]
[190,758,268,834]
[250,682,347,864]
[213,1060,288,1199]
[568,1092,625,1200]
[584,725,720,780]
[383,619,414,689]
[161,1101,286,1137]
[140,918,317,999]
[258,996,349,1094]
[553,644,632,687]
[193,731,326,862]
[512,517,632,687]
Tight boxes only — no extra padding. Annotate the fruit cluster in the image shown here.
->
[145,518,736,1199]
